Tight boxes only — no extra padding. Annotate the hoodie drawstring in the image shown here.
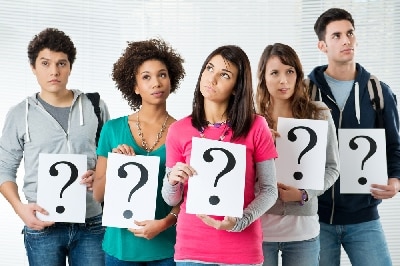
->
[354,82,360,124]
[25,98,31,142]
[79,95,83,126]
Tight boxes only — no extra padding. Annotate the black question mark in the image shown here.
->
[349,135,377,185]
[118,162,148,219]
[203,147,236,205]
[49,161,79,214]
[288,126,317,180]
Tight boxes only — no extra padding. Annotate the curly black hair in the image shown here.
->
[112,38,185,111]
[27,28,76,68]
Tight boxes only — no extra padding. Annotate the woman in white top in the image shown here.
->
[256,43,340,266]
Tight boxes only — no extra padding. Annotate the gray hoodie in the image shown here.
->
[266,101,340,216]
[0,89,110,218]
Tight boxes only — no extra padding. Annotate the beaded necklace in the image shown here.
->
[136,110,169,153]
[206,120,226,128]
[199,121,231,141]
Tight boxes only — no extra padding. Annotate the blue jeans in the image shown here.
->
[262,236,319,266]
[176,262,262,266]
[319,219,392,266]
[105,253,175,266]
[24,214,105,266]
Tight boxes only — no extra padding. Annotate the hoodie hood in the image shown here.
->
[25,89,84,143]
[308,63,372,126]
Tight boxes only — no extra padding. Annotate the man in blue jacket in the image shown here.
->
[308,8,400,266]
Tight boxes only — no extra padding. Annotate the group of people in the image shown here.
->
[0,7,399,266]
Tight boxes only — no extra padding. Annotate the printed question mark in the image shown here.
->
[203,147,236,205]
[349,135,377,185]
[118,162,148,219]
[288,126,317,180]
[49,161,79,214]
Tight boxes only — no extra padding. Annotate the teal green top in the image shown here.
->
[97,116,176,261]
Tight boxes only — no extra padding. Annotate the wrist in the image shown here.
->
[168,212,178,226]
[167,172,178,186]
[299,189,308,206]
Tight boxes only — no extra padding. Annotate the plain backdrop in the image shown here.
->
[1,1,399,265]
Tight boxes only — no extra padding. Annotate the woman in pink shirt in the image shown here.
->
[162,45,278,265]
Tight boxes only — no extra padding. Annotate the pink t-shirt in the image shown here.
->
[166,115,277,264]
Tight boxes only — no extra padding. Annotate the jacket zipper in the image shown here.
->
[325,94,346,224]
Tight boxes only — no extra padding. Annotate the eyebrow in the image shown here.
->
[38,57,68,62]
[331,29,354,36]
[208,62,234,74]
[140,68,168,75]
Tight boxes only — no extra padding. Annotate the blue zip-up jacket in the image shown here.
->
[308,63,400,224]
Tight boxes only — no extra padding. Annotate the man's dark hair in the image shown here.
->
[27,28,76,68]
[314,8,355,41]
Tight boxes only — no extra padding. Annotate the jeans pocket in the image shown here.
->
[85,214,105,234]
[24,225,52,238]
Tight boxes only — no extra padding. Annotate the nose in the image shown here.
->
[280,75,288,84]
[153,78,161,88]
[343,36,351,45]
[50,64,60,76]
[208,72,217,85]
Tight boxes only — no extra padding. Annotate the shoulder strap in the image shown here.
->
[86,92,103,145]
[305,78,318,101]
[367,75,384,128]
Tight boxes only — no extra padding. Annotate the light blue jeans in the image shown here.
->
[105,253,175,266]
[23,214,105,266]
[262,236,320,266]
[319,219,392,266]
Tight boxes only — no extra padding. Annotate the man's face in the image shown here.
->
[318,20,357,65]
[31,48,71,94]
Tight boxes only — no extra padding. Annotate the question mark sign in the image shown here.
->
[287,126,317,180]
[349,135,377,185]
[49,161,79,214]
[203,147,236,205]
[118,162,148,219]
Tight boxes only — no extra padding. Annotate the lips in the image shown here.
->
[152,91,164,97]
[342,48,354,52]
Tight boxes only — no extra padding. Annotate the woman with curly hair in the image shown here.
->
[93,38,185,265]
[256,43,339,266]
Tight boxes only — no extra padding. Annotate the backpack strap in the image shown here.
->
[367,75,384,128]
[305,78,319,101]
[86,92,103,145]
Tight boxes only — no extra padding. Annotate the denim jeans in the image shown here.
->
[262,236,319,266]
[105,253,175,266]
[319,219,392,266]
[24,214,105,266]
[176,262,262,266]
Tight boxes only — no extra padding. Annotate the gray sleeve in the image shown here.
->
[99,98,111,123]
[161,167,184,206]
[229,159,277,232]
[306,105,340,199]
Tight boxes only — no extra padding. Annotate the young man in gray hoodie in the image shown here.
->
[0,28,110,265]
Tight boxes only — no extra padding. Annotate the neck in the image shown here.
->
[136,104,168,122]
[38,90,73,107]
[325,62,356,81]
[269,99,293,128]
[203,101,228,124]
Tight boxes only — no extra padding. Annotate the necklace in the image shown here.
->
[206,120,227,128]
[136,110,169,153]
[199,122,231,141]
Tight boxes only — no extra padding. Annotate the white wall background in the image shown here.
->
[0,0,399,265]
